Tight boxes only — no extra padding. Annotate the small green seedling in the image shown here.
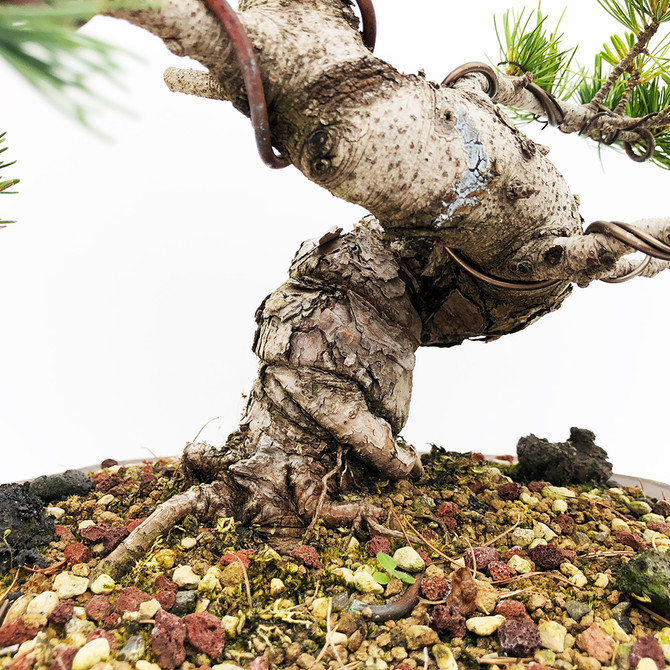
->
[373,552,415,585]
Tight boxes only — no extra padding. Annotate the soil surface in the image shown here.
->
[1,447,670,670]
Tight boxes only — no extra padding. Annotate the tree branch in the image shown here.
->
[590,21,659,108]
[507,218,670,287]
[163,66,226,100]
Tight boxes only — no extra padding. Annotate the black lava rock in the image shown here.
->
[618,549,670,618]
[29,469,95,502]
[565,600,592,622]
[171,590,198,616]
[516,427,612,485]
[0,483,55,572]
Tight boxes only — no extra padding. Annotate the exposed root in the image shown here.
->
[96,481,234,579]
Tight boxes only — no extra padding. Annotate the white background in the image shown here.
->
[1,1,669,484]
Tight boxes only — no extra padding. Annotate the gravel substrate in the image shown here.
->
[1,448,669,670]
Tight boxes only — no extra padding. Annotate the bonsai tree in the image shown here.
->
[2,0,670,575]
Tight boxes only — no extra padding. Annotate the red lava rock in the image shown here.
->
[0,619,40,646]
[152,610,187,670]
[247,658,269,670]
[436,502,459,519]
[528,481,551,493]
[156,589,176,611]
[48,600,75,625]
[9,653,35,670]
[528,545,570,570]
[649,522,670,537]
[125,518,147,533]
[495,599,527,618]
[442,516,458,532]
[220,549,253,570]
[107,484,127,497]
[653,500,670,517]
[116,587,153,613]
[366,535,391,557]
[85,595,112,622]
[102,527,128,553]
[464,546,500,571]
[576,623,614,663]
[468,480,483,494]
[416,547,432,567]
[86,628,118,649]
[527,664,553,670]
[498,618,542,657]
[497,482,523,500]
[496,455,516,463]
[488,561,517,581]
[141,463,155,483]
[64,542,92,566]
[614,530,646,551]
[155,575,178,593]
[421,577,450,601]
[555,514,575,534]
[95,473,122,493]
[52,647,77,670]
[629,635,666,670]
[55,525,75,543]
[471,452,485,462]
[396,665,412,670]
[431,604,466,638]
[79,524,108,543]
[183,612,225,659]
[101,458,119,469]
[103,613,121,628]
[501,546,525,561]
[289,545,322,569]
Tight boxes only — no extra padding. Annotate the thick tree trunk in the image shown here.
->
[97,0,670,563]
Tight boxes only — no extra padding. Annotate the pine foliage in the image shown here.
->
[0,1,127,124]
[0,133,18,229]
[497,1,670,169]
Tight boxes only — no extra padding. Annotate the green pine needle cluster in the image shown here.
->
[0,132,18,229]
[0,1,129,124]
[495,7,579,99]
[597,0,670,32]
[496,1,670,169]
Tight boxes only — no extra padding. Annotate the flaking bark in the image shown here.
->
[97,0,670,552]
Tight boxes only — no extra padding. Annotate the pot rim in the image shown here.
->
[20,456,670,501]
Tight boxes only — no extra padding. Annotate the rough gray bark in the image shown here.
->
[96,0,670,563]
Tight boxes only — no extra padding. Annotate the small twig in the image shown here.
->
[326,599,347,670]
[462,536,477,578]
[478,657,533,665]
[491,571,583,590]
[304,447,343,542]
[590,21,659,108]
[579,550,635,559]
[637,603,670,627]
[367,517,423,545]
[614,71,640,115]
[410,511,450,538]
[0,643,19,657]
[479,513,523,549]
[390,508,412,546]
[23,558,66,575]
[402,517,462,568]
[0,567,21,608]
[498,587,534,599]
[191,417,220,444]
[233,555,253,608]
